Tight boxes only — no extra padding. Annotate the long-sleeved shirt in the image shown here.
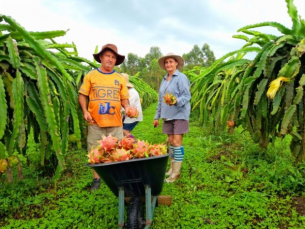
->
[154,69,191,121]
[123,88,143,123]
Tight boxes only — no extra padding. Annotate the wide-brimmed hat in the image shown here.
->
[93,43,125,65]
[158,52,184,70]
[122,73,134,88]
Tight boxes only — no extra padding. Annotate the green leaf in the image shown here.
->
[254,78,268,105]
[285,0,301,35]
[299,74,305,86]
[280,104,296,135]
[238,22,292,35]
[0,74,8,139]
[5,36,21,68]
[1,15,73,82]
[20,63,37,80]
[8,70,24,153]
[271,88,283,115]
[293,86,303,105]
[8,30,66,40]
[34,57,65,169]
[278,56,301,78]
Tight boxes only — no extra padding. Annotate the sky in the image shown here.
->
[2,0,305,62]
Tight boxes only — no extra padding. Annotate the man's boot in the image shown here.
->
[165,161,182,183]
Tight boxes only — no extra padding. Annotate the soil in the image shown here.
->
[292,196,305,216]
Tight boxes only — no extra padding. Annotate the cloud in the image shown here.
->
[2,0,305,61]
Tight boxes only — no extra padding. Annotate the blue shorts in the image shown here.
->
[123,121,139,131]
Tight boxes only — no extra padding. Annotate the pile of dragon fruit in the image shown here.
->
[87,135,167,164]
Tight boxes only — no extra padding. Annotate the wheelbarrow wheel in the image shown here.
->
[127,197,144,229]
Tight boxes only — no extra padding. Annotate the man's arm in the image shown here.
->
[78,93,93,122]
[121,98,130,110]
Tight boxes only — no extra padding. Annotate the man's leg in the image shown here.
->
[87,125,107,191]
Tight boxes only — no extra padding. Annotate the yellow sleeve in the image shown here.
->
[120,78,130,100]
[78,73,91,96]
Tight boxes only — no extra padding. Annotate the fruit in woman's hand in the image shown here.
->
[163,92,177,105]
[126,107,139,118]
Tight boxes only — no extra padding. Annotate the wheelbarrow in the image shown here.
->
[87,154,171,229]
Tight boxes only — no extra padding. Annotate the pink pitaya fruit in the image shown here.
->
[148,144,167,156]
[119,136,135,150]
[98,134,119,152]
[87,148,102,164]
[111,148,131,161]
[132,140,150,158]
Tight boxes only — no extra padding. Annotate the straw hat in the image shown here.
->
[93,43,125,65]
[158,52,184,70]
[121,73,134,88]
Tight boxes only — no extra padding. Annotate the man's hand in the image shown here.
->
[83,111,94,123]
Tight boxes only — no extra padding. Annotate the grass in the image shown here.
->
[1,102,305,228]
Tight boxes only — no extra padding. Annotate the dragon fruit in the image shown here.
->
[149,144,167,156]
[98,134,119,152]
[119,136,135,150]
[111,148,131,161]
[87,148,102,164]
[163,92,176,105]
[0,159,8,173]
[126,107,139,118]
[132,140,150,158]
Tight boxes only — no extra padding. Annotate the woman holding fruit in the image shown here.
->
[121,73,143,137]
[153,53,191,183]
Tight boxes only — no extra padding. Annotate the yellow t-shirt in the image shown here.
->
[79,69,129,127]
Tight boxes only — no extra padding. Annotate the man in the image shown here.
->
[78,43,131,191]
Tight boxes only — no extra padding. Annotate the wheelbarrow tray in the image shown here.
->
[87,154,170,197]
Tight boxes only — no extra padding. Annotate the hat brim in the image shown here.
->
[126,82,134,88]
[93,48,125,65]
[158,54,184,71]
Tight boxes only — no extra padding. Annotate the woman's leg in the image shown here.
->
[166,135,174,176]
[166,134,184,182]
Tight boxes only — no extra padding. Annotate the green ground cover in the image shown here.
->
[1,103,305,228]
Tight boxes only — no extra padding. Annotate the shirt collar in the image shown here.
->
[163,69,179,80]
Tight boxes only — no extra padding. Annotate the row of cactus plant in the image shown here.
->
[0,14,96,178]
[190,0,305,161]
[0,14,159,179]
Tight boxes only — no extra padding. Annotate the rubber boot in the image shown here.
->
[165,162,182,183]
[165,158,174,177]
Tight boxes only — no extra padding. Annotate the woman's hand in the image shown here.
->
[153,119,159,128]
[126,107,139,118]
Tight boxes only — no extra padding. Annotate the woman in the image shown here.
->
[121,73,143,136]
[153,53,191,183]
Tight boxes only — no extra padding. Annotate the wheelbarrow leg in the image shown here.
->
[145,185,158,229]
[118,187,125,228]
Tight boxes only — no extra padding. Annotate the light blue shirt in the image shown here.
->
[154,70,191,121]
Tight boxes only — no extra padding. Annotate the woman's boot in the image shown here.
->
[165,161,182,183]
[165,157,174,176]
